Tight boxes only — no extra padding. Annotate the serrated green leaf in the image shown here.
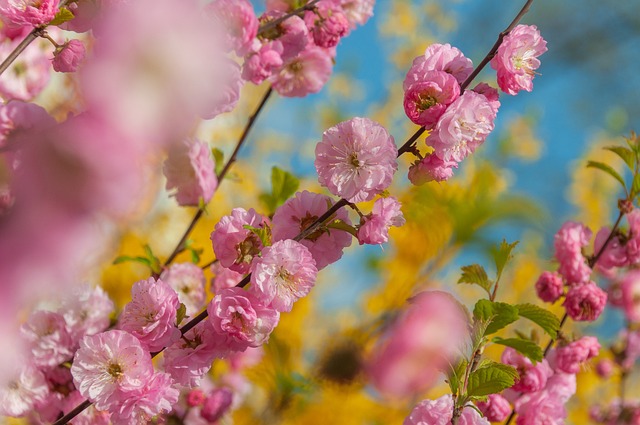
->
[467,361,517,397]
[446,359,467,395]
[473,300,519,335]
[587,160,626,190]
[491,239,518,281]
[604,146,636,170]
[176,303,187,325]
[113,255,151,267]
[492,337,543,362]
[243,224,272,247]
[212,148,225,176]
[49,7,74,26]
[458,264,493,297]
[516,303,560,338]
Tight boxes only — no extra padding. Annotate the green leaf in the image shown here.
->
[143,244,162,275]
[467,361,518,397]
[587,160,626,190]
[243,224,272,247]
[49,7,74,26]
[176,303,187,325]
[605,146,636,170]
[632,173,640,198]
[446,359,467,396]
[327,219,357,237]
[458,264,493,297]
[491,239,518,281]
[473,300,519,335]
[492,337,543,362]
[271,167,299,205]
[212,148,225,176]
[113,255,151,267]
[516,303,560,338]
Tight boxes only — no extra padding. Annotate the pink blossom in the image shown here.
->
[208,287,280,350]
[472,82,501,114]
[201,58,244,120]
[315,117,397,202]
[459,405,491,425]
[546,372,577,403]
[52,39,85,73]
[623,330,640,369]
[369,291,469,398]
[595,359,614,378]
[261,12,309,60]
[594,226,627,272]
[20,310,74,368]
[0,0,59,27]
[206,0,258,56]
[59,390,111,425]
[210,262,244,293]
[477,394,512,422]
[514,389,566,425]
[407,152,458,185]
[163,321,226,387]
[60,284,115,344]
[563,282,607,322]
[119,277,181,352]
[404,43,473,89]
[160,262,207,317]
[163,137,217,207]
[71,330,154,411]
[491,25,547,95]
[621,270,640,323]
[211,207,267,274]
[201,387,233,422]
[403,394,454,425]
[0,100,55,149]
[357,196,405,245]
[0,36,50,101]
[0,364,49,417]
[501,347,553,393]
[108,372,179,425]
[550,336,600,374]
[187,389,206,407]
[228,346,264,371]
[250,239,318,312]
[339,0,374,28]
[426,90,496,163]
[626,209,640,264]
[535,271,564,303]
[272,191,352,269]
[305,8,350,48]
[269,45,333,97]
[554,221,592,284]
[242,39,284,84]
[403,71,460,127]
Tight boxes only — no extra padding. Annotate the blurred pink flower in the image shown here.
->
[477,394,512,422]
[20,310,74,368]
[563,282,607,322]
[206,0,258,56]
[0,0,59,27]
[210,262,244,293]
[594,226,627,272]
[549,336,600,374]
[242,39,284,84]
[52,39,85,73]
[339,0,374,28]
[404,394,489,425]
[163,138,217,207]
[211,208,266,274]
[357,196,405,245]
[626,209,640,264]
[535,271,564,303]
[621,270,640,323]
[201,59,243,120]
[160,262,207,317]
[262,11,309,60]
[403,70,460,127]
[60,285,114,344]
[0,364,48,417]
[269,45,333,97]
[201,387,233,422]
[0,100,54,149]
[408,152,458,185]
[0,37,50,101]
[404,43,473,88]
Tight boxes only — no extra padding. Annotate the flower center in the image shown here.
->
[349,152,361,168]
[417,93,437,111]
[236,233,261,265]
[107,362,124,379]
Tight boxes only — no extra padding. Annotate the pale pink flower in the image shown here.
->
[163,321,226,387]
[228,346,264,370]
[108,372,179,425]
[514,390,566,425]
[339,0,374,28]
[563,282,607,322]
[315,117,397,202]
[211,208,267,274]
[250,239,318,312]
[71,330,154,411]
[621,270,640,323]
[369,291,469,398]
[160,262,207,317]
[119,277,181,352]
[546,372,577,403]
[554,221,592,284]
[0,0,59,27]
[210,262,244,293]
[52,39,85,73]
[269,45,333,97]
[0,36,50,101]
[472,82,501,114]
[60,390,111,424]
[501,347,553,393]
[623,330,640,369]
[403,70,460,127]
[20,310,74,368]
[594,226,627,272]
[242,39,284,84]
[477,394,512,423]
[535,271,564,303]
[60,284,115,343]
[200,58,244,120]
[305,8,350,48]
[357,196,405,245]
[0,364,49,417]
[426,90,496,163]
[201,387,233,422]
[459,405,491,425]
[407,152,458,185]
[550,336,600,374]
[491,24,547,95]
[206,0,258,56]
[404,43,473,88]
[163,137,217,207]
[404,394,454,425]
[208,287,280,350]
[0,100,55,149]
[261,12,309,60]
[626,209,640,264]
[272,190,352,269]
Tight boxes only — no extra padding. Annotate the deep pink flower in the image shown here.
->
[535,271,564,303]
[269,45,333,97]
[404,43,473,88]
[210,262,244,294]
[108,372,179,425]
[20,310,74,368]
[70,330,154,411]
[272,191,352,269]
[206,0,258,56]
[187,389,205,407]
[208,287,280,349]
[0,0,59,27]
[119,277,181,352]
[563,282,607,322]
[52,39,85,73]
[60,285,114,344]
[407,152,458,185]
[550,336,600,374]
[0,364,49,417]
[621,270,640,323]
[242,39,284,84]
[554,221,592,284]
[501,347,553,393]
[250,239,318,312]
[403,70,460,127]
[357,196,405,245]
[426,90,496,163]
[201,387,233,422]
[315,117,397,202]
[160,262,207,317]
[305,8,350,48]
[594,226,627,272]
[595,359,614,378]
[491,24,547,95]
[477,394,512,423]
[211,208,267,274]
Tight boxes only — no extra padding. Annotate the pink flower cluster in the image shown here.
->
[404,394,489,425]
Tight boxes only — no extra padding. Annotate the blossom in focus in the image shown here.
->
[403,70,460,127]
[211,207,267,274]
[160,262,207,317]
[404,43,473,89]
[0,0,59,27]
[60,284,115,343]
[250,239,318,312]
[242,39,284,84]
[315,117,397,202]
[305,7,350,48]
[108,372,178,425]
[563,282,607,322]
[407,152,458,185]
[269,45,333,97]
[404,394,489,425]
[491,24,547,95]
[549,336,600,374]
[476,394,512,423]
[52,39,85,73]
[357,196,405,245]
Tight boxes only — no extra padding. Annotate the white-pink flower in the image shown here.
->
[491,24,547,95]
[404,43,473,89]
[70,330,154,411]
[339,0,374,28]
[208,287,280,350]
[403,70,460,127]
[108,372,179,425]
[272,191,352,269]
[163,138,217,207]
[315,117,398,202]
[60,284,115,343]
[404,394,489,425]
[250,239,318,312]
[426,90,496,162]
[0,364,49,417]
[119,277,181,352]
[210,262,244,294]
[357,196,405,245]
[211,208,267,274]
[269,45,333,97]
[206,0,258,56]
[0,0,59,27]
[20,310,74,368]
[160,262,207,317]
